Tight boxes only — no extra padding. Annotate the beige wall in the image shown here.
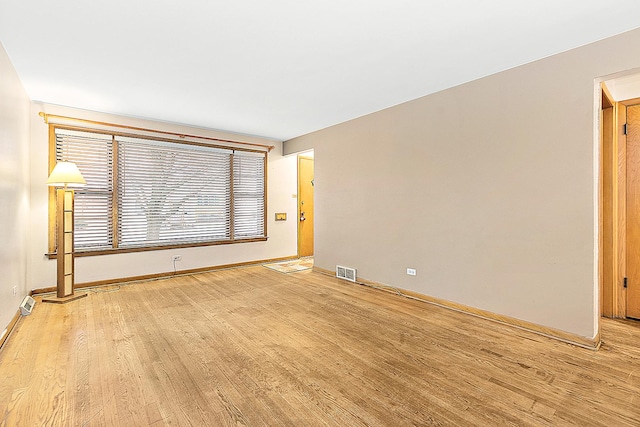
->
[284,27,640,339]
[28,104,298,289]
[0,42,31,332]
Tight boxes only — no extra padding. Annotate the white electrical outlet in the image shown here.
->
[406,268,417,276]
[12,286,17,296]
[172,255,182,262]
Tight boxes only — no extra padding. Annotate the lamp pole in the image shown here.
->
[43,162,88,304]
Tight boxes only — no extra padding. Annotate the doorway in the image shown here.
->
[298,155,314,257]
[600,75,640,319]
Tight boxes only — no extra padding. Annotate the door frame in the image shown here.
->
[601,82,640,318]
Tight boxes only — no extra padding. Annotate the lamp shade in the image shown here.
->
[47,161,87,187]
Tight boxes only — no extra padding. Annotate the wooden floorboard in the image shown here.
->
[2,266,640,425]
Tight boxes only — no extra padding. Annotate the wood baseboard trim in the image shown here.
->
[0,310,22,351]
[31,255,299,295]
[313,267,601,350]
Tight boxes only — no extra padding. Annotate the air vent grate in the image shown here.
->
[336,265,357,282]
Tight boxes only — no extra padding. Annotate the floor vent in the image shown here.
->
[336,265,357,282]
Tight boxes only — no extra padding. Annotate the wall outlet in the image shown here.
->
[406,268,417,276]
[172,255,182,262]
[12,286,17,296]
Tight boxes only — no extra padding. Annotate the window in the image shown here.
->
[50,127,267,254]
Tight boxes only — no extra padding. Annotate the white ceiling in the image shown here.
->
[2,1,640,141]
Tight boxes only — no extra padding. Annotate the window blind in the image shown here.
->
[117,137,233,247]
[53,128,267,252]
[55,130,113,250]
[233,152,266,238]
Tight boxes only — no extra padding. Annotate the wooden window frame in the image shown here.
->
[47,123,268,258]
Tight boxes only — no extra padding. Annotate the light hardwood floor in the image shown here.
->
[1,267,640,426]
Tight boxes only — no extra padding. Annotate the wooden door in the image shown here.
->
[298,156,314,257]
[627,104,640,318]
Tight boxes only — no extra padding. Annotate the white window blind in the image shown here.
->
[53,128,266,252]
[233,152,265,238]
[117,137,233,248]
[55,130,113,250]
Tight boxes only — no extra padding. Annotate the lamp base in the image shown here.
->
[42,293,88,304]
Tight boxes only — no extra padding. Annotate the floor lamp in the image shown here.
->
[43,161,88,304]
